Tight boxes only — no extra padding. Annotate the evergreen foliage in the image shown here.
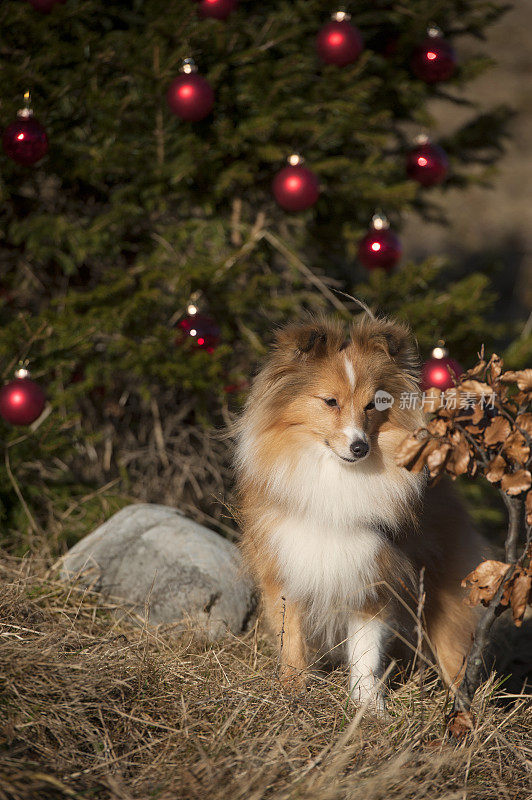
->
[0,0,522,548]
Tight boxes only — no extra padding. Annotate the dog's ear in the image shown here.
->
[370,319,420,378]
[274,323,331,359]
[297,327,329,356]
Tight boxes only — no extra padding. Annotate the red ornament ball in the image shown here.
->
[272,164,320,212]
[177,312,220,353]
[0,377,46,425]
[28,0,66,11]
[421,355,463,391]
[3,115,48,166]
[411,35,456,83]
[197,0,237,20]
[166,73,214,122]
[406,142,449,186]
[358,226,401,271]
[316,19,364,66]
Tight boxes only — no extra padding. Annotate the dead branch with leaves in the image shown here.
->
[395,353,532,730]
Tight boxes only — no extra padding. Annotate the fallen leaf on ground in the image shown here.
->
[447,710,475,739]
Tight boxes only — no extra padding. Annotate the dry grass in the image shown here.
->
[0,553,530,800]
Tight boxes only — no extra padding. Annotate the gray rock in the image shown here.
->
[60,504,255,640]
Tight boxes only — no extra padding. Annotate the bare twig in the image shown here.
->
[262,230,349,314]
[277,596,286,676]
[153,45,165,168]
[150,397,170,468]
[500,492,523,563]
[414,566,426,727]
[452,495,526,715]
[4,447,41,535]
[230,198,243,246]
[452,563,515,714]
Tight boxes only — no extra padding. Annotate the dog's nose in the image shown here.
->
[350,438,369,459]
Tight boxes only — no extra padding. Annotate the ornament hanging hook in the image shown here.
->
[181,58,198,74]
[18,91,33,119]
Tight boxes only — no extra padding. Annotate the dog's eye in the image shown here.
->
[365,400,376,411]
[324,397,339,408]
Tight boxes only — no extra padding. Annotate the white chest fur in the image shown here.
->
[258,442,423,629]
[270,515,383,617]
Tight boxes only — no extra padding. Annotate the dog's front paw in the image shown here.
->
[279,664,309,695]
[349,680,387,717]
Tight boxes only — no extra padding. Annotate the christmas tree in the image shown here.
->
[0,0,524,549]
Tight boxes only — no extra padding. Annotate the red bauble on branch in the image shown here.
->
[28,0,66,11]
[166,59,214,122]
[3,93,48,166]
[197,0,237,20]
[421,345,463,392]
[272,154,320,212]
[316,11,364,67]
[357,213,401,271]
[0,368,46,426]
[406,136,449,186]
[411,27,457,83]
[176,305,220,353]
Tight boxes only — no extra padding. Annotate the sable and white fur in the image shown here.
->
[235,315,486,710]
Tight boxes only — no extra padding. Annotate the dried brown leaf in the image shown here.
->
[500,469,532,496]
[439,388,461,418]
[516,413,532,436]
[446,437,471,478]
[462,559,509,606]
[470,403,485,425]
[483,415,511,446]
[395,432,428,469]
[526,490,532,527]
[508,571,532,626]
[503,430,530,466]
[487,353,503,382]
[411,437,441,474]
[463,422,483,437]
[447,710,475,739]
[423,387,443,414]
[459,380,493,396]
[427,418,450,437]
[464,557,532,627]
[463,360,486,379]
[485,454,506,484]
[514,391,532,408]
[426,442,451,477]
[500,369,532,391]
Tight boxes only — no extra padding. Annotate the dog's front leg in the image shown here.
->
[347,613,387,713]
[262,579,308,693]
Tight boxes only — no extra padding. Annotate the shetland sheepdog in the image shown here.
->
[235,314,486,711]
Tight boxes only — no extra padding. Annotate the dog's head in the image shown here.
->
[247,314,422,466]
